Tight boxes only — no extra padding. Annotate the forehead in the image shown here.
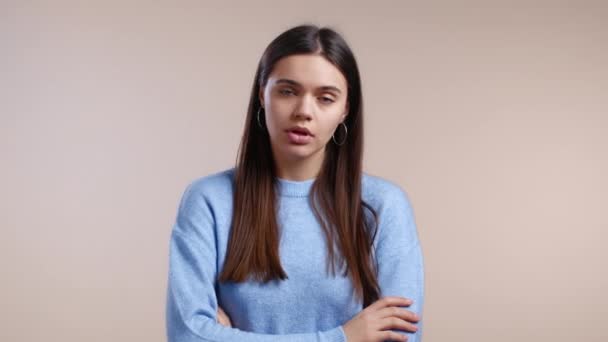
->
[268,54,347,91]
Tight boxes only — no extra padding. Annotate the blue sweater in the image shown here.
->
[166,168,424,342]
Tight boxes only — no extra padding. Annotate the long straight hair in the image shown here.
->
[218,24,380,307]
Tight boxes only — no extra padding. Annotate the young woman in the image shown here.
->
[166,25,424,342]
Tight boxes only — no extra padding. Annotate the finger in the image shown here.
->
[379,317,418,333]
[218,313,232,327]
[217,307,231,325]
[380,330,408,341]
[367,296,413,311]
[377,306,420,323]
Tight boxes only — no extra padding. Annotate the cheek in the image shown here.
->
[263,107,288,139]
[266,100,292,122]
[318,117,343,141]
[265,102,298,135]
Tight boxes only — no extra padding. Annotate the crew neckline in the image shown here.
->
[275,176,316,197]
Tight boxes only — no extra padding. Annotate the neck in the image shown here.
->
[273,149,325,181]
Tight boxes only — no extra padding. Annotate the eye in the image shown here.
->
[279,88,295,96]
[320,96,335,104]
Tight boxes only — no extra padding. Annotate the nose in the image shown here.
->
[292,94,314,121]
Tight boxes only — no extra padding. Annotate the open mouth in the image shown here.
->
[291,130,309,136]
[287,127,313,137]
[286,129,314,144]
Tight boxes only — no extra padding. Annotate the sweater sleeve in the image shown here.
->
[374,186,425,342]
[165,183,346,342]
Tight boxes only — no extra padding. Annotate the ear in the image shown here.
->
[258,87,265,109]
[342,102,350,122]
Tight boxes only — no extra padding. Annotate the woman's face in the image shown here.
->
[259,54,349,165]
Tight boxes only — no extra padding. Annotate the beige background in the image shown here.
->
[2,1,607,341]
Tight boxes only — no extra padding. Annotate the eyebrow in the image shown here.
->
[275,78,342,94]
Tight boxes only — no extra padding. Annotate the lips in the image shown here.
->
[286,130,313,145]
[286,126,313,136]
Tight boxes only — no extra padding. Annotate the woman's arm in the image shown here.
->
[374,185,425,342]
[166,183,346,342]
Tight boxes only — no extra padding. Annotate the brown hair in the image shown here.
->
[218,24,380,307]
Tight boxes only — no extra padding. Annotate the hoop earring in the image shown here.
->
[332,122,348,146]
[257,107,265,129]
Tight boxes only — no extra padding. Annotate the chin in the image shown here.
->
[287,145,324,159]
[285,150,314,161]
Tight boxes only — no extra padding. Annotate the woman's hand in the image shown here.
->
[342,296,419,342]
[217,306,232,327]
